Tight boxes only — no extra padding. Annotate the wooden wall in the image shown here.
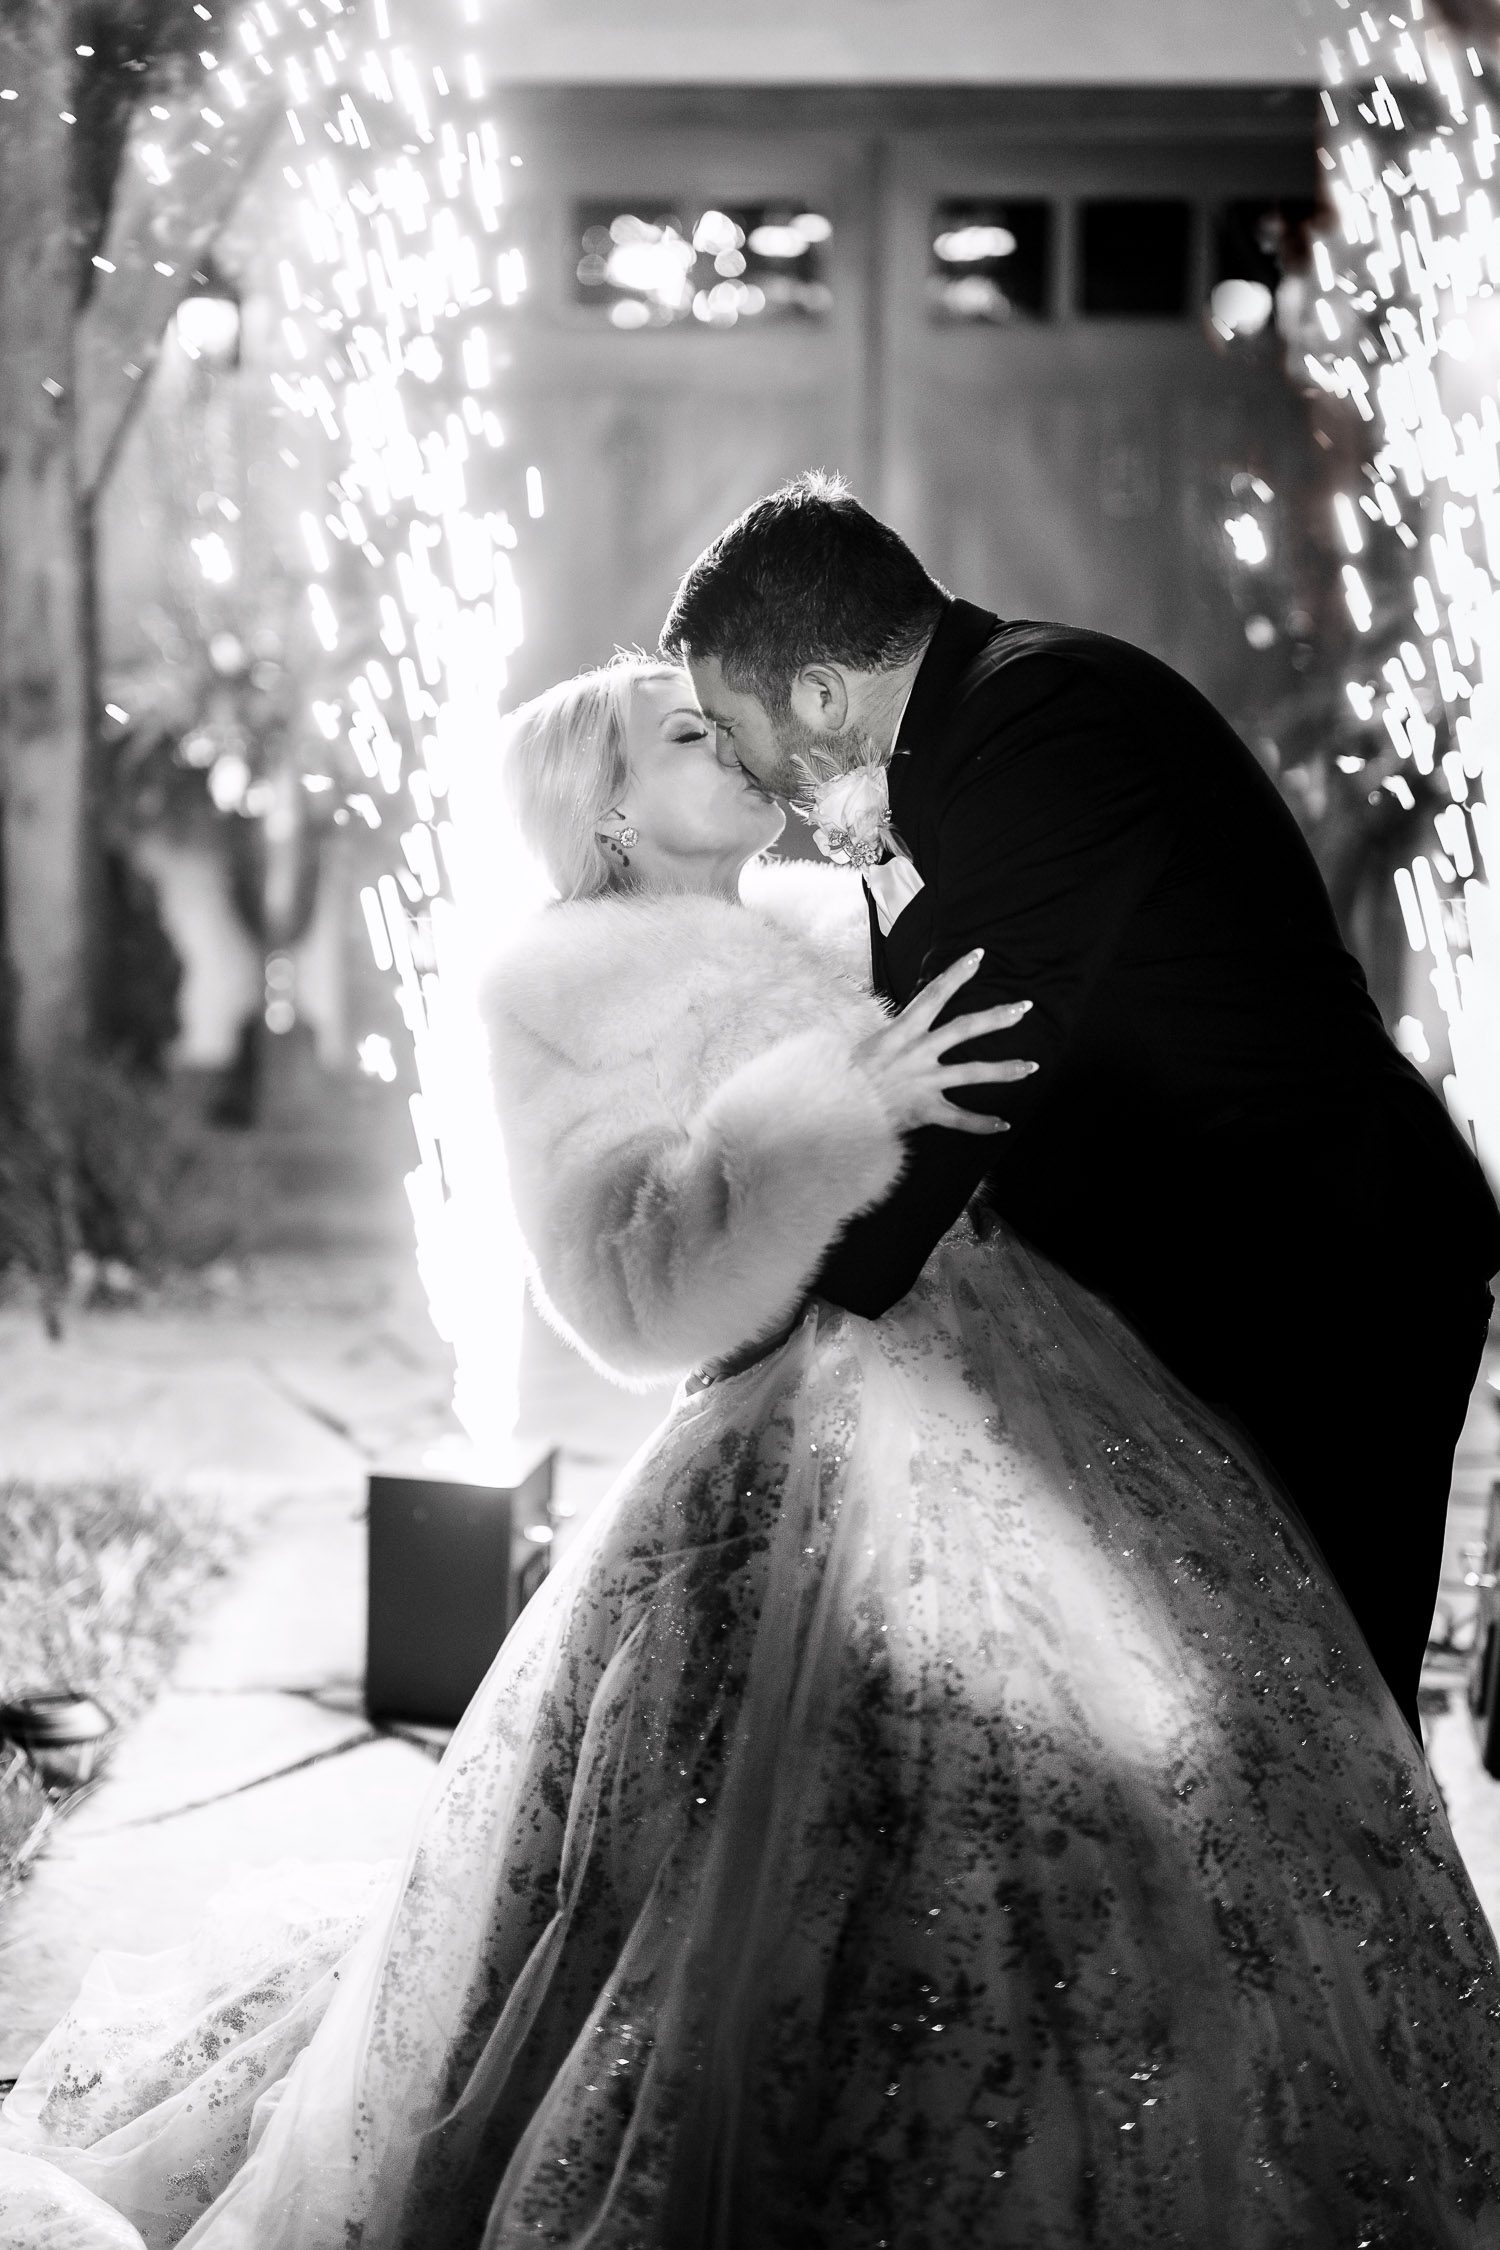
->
[490,85,1320,740]
[486,0,1336,85]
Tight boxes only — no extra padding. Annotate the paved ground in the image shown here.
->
[0,1231,1496,2085]
[0,1242,665,2082]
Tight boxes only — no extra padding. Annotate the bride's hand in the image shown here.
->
[856,951,1035,1136]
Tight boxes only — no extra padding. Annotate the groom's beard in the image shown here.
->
[777,715,887,799]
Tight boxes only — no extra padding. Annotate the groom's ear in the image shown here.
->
[789,664,851,736]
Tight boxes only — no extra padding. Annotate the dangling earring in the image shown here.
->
[600,815,639,869]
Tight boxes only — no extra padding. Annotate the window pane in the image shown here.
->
[1079,199,1192,317]
[1208,197,1318,342]
[928,199,1053,324]
[572,201,833,328]
[1214,196,1320,287]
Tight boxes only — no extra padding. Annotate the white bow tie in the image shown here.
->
[862,853,926,936]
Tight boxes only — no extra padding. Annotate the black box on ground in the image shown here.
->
[365,1450,556,1726]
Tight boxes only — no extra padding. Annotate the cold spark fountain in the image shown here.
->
[204,0,550,1467]
[1310,0,1500,1183]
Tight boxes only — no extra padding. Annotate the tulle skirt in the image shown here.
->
[4,1219,1500,2248]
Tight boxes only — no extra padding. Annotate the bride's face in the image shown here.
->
[617,674,785,873]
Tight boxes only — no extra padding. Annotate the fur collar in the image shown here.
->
[486,861,872,1070]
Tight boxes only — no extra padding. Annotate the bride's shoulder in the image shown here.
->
[481,890,817,1065]
[739,857,870,988]
[487,891,755,998]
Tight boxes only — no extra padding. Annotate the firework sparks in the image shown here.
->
[1310,0,1500,1181]
[246,0,549,1463]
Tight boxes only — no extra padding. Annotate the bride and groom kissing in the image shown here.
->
[4,471,1500,2247]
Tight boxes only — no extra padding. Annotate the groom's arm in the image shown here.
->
[813,664,1172,1317]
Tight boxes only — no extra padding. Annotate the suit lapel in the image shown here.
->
[870,597,999,1002]
[877,745,931,1000]
[863,883,894,1001]
[879,881,933,1000]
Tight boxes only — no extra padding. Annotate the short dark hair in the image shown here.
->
[659,470,947,711]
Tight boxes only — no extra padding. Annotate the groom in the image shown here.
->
[661,471,1500,1743]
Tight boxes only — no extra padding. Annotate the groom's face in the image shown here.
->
[685,655,825,798]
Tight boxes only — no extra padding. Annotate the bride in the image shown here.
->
[4,654,1500,2250]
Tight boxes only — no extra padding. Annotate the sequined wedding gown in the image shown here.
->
[3,1214,1500,2249]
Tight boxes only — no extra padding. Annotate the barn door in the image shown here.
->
[877,111,1319,716]
[501,94,878,702]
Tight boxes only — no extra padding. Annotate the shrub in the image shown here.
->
[0,1058,260,1337]
[0,1474,243,1904]
[0,1747,53,1906]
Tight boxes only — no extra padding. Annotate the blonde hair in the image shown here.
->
[499,652,683,902]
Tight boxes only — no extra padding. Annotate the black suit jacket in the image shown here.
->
[814,599,1500,1399]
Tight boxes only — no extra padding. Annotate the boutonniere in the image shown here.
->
[791,757,897,870]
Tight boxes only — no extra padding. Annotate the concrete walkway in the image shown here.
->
[0,1254,437,2078]
[0,1248,666,2082]
[0,1245,1497,2086]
